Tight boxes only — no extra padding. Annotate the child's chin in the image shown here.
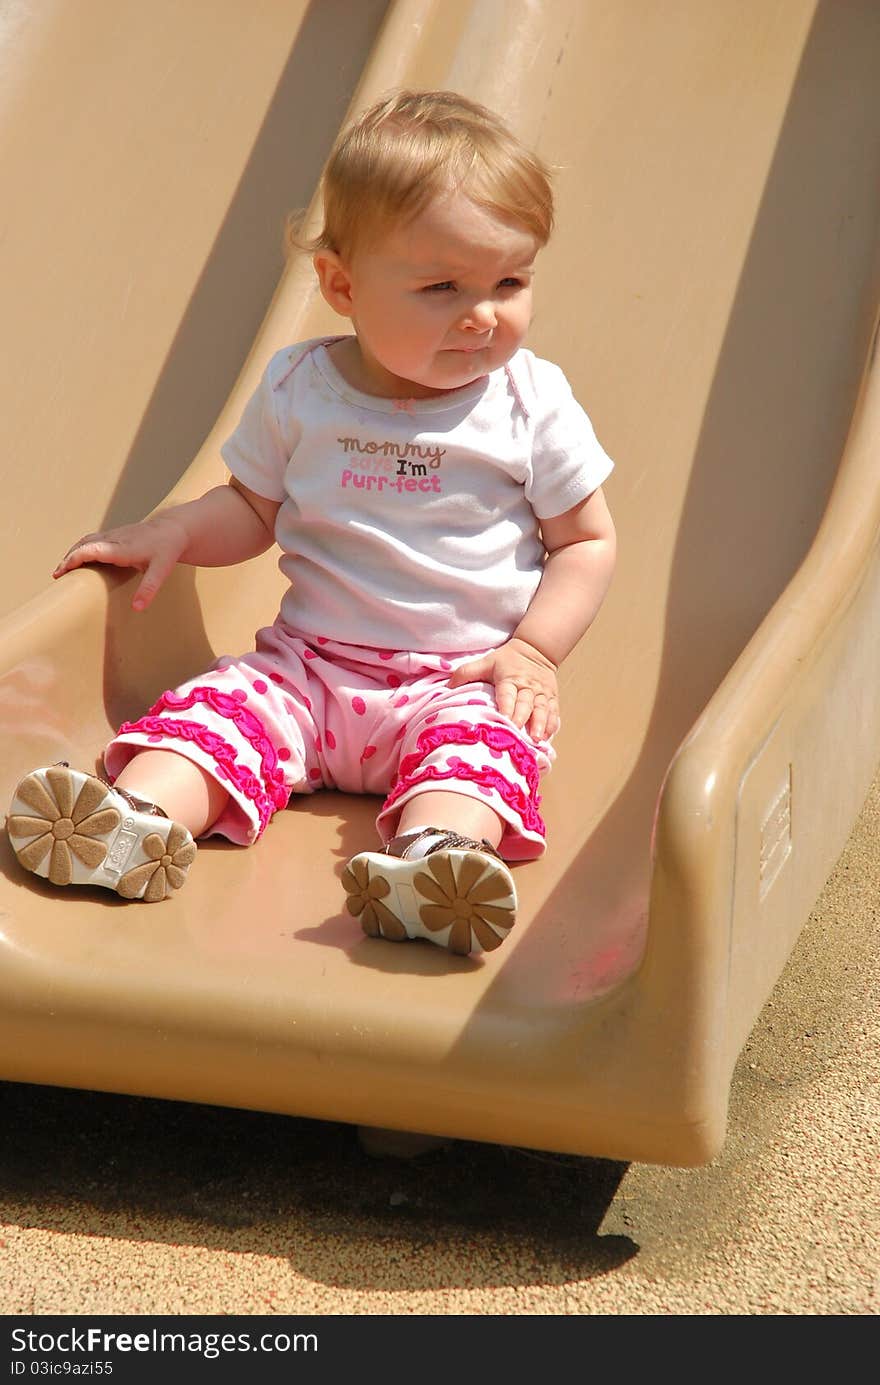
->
[435,356,489,385]
[403,368,479,397]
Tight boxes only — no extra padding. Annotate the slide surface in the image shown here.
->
[1,0,879,1165]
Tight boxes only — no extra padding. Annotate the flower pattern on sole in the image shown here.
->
[415,853,515,954]
[341,838,516,956]
[341,859,407,941]
[8,769,121,886]
[118,825,197,902]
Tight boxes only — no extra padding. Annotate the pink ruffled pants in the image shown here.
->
[104,622,554,860]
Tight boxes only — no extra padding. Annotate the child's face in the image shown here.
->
[316,190,539,398]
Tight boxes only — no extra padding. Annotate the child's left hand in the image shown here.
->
[448,638,560,740]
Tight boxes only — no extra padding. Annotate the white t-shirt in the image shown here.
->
[221,338,614,654]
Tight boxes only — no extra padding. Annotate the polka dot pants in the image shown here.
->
[104,621,553,860]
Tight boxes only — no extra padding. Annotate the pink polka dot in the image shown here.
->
[478,784,494,796]
[252,679,268,694]
[325,728,336,750]
[467,698,485,705]
[148,734,164,743]
[439,659,452,671]
[278,747,291,761]
[308,768,322,781]
[352,696,366,716]
[215,764,229,779]
[386,673,402,688]
[316,636,329,644]
[315,734,323,753]
[490,747,504,758]
[269,671,284,684]
[303,649,317,661]
[394,725,407,741]
[424,712,438,724]
[393,695,409,708]
[303,695,311,711]
[379,651,394,661]
[361,745,377,761]
[230,688,248,702]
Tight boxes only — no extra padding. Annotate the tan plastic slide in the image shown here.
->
[1,0,879,1167]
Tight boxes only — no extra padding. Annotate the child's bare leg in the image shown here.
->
[395,790,503,848]
[114,749,229,839]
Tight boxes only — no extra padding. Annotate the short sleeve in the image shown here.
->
[220,355,292,502]
[522,359,615,519]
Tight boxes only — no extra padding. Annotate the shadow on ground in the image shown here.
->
[0,1082,636,1292]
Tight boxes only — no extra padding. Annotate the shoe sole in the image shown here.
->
[342,847,516,955]
[7,765,196,901]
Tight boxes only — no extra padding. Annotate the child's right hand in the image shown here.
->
[53,512,189,611]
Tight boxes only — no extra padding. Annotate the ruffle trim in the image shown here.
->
[382,720,545,837]
[117,685,290,834]
[397,721,541,795]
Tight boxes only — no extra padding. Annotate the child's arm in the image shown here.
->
[448,486,616,740]
[53,477,281,611]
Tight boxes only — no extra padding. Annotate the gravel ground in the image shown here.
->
[1,773,877,1318]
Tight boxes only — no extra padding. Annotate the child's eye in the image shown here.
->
[421,281,455,293]
[498,277,524,289]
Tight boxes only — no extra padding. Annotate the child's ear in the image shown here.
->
[313,250,354,317]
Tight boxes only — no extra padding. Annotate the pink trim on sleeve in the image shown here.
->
[504,359,530,421]
[273,336,349,391]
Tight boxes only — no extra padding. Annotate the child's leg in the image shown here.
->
[114,749,229,839]
[103,640,318,847]
[7,628,321,901]
[378,684,551,864]
[396,790,503,849]
[342,670,553,955]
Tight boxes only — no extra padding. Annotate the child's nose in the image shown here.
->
[461,298,497,331]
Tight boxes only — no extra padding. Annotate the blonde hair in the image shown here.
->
[291,89,554,260]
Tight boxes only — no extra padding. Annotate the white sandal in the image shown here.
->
[342,827,516,955]
[7,763,196,902]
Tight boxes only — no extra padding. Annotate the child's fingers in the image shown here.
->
[53,534,137,578]
[52,529,178,611]
[448,656,491,687]
[131,552,177,611]
[527,695,559,741]
[493,680,560,737]
[512,685,537,728]
[528,698,548,739]
[493,677,518,720]
[454,649,560,735]
[53,534,104,577]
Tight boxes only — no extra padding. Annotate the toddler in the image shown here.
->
[6,90,616,956]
